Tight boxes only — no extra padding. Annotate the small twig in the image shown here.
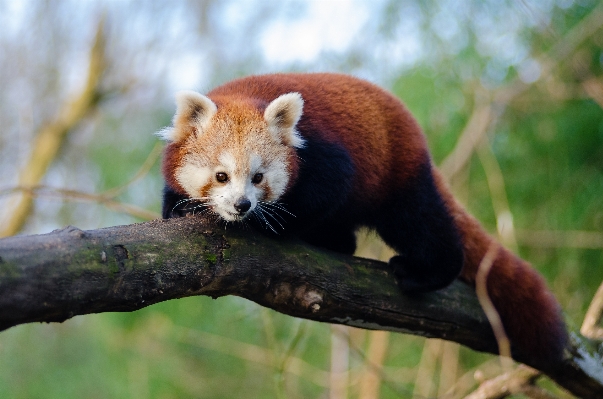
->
[413,338,443,398]
[581,282,603,340]
[0,139,163,222]
[464,365,549,399]
[170,322,331,387]
[520,385,561,399]
[341,332,413,398]
[329,324,350,399]
[476,140,518,252]
[439,95,493,182]
[278,320,309,382]
[101,142,163,198]
[582,77,603,110]
[440,3,603,184]
[438,341,460,398]
[475,243,512,370]
[357,330,390,399]
[0,18,107,237]
[515,230,603,249]
[542,2,603,71]
[0,185,159,220]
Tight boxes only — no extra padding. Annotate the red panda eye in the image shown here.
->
[252,173,263,184]
[216,172,228,183]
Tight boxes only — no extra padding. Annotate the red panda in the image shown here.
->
[159,73,567,367]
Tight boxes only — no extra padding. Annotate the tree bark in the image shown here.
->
[0,217,601,398]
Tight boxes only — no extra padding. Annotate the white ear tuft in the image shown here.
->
[175,91,218,127]
[264,92,305,148]
[159,91,217,143]
[155,127,175,141]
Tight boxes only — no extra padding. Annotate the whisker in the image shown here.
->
[257,203,287,223]
[254,207,278,234]
[260,201,296,217]
[258,205,285,230]
[172,197,211,213]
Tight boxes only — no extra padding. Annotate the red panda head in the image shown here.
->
[159,91,304,222]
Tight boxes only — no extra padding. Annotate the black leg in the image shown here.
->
[374,166,463,293]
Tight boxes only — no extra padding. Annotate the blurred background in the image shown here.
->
[0,0,602,398]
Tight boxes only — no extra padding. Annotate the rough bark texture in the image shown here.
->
[0,217,601,398]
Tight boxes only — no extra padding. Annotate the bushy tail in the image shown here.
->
[433,169,568,367]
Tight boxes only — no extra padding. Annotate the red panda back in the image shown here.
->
[208,73,430,204]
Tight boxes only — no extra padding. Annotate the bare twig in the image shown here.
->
[476,141,518,252]
[0,19,107,237]
[443,358,506,399]
[340,330,412,398]
[357,330,390,399]
[515,230,603,249]
[439,96,493,182]
[542,2,603,71]
[0,185,159,221]
[440,2,603,183]
[475,243,512,370]
[329,324,350,399]
[582,77,603,110]
[413,338,443,398]
[464,365,553,399]
[0,140,163,222]
[438,341,460,398]
[581,282,603,340]
[173,323,331,387]
[100,142,163,198]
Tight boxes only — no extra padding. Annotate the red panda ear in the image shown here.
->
[157,91,217,143]
[264,92,305,148]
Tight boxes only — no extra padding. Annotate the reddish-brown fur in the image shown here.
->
[162,73,567,366]
[432,170,567,364]
[162,143,187,194]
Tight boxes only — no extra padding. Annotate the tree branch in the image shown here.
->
[0,217,601,398]
[0,18,107,237]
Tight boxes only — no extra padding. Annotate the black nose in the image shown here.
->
[234,197,251,214]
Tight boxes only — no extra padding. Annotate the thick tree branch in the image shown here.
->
[0,217,601,398]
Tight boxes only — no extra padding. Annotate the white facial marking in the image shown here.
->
[249,153,262,172]
[218,152,237,173]
[264,159,289,200]
[210,151,249,221]
[176,162,211,198]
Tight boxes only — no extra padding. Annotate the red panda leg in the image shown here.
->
[374,164,464,293]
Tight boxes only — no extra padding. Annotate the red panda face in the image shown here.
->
[159,91,304,222]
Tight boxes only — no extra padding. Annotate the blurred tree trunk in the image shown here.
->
[0,20,106,238]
